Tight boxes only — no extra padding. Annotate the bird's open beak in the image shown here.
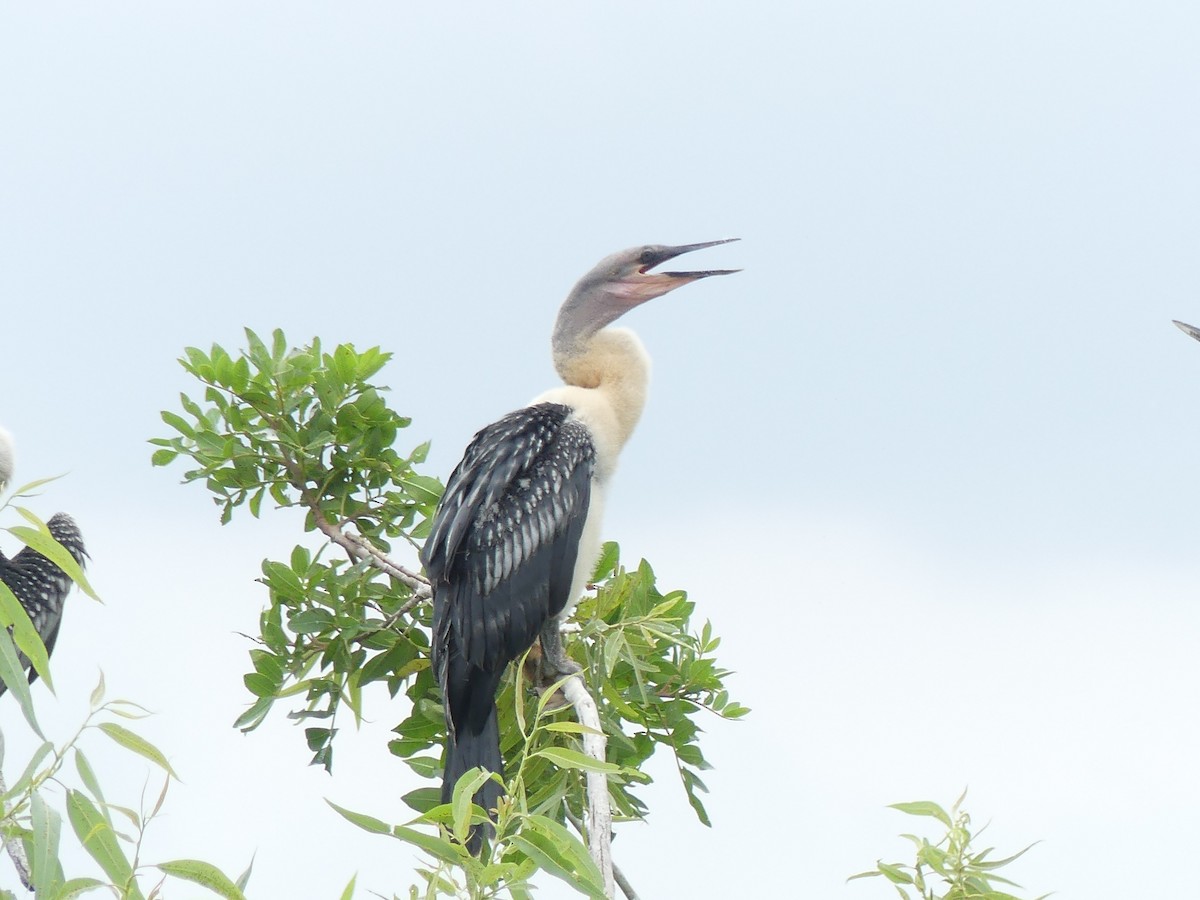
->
[638,238,741,280]
[615,238,740,304]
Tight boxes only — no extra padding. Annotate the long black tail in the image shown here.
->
[443,664,505,853]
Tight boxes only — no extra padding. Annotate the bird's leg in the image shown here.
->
[539,617,582,680]
[528,619,582,712]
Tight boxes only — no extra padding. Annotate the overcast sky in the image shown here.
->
[3,3,1200,898]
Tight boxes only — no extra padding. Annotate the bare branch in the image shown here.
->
[613,863,641,900]
[561,674,614,897]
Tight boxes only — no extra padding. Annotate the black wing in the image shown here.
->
[423,403,595,679]
[0,513,87,693]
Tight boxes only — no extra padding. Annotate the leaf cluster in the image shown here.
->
[849,790,1048,900]
[152,329,438,769]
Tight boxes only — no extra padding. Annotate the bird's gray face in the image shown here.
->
[554,238,740,356]
[602,238,741,306]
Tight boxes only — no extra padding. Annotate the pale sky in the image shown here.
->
[3,3,1200,898]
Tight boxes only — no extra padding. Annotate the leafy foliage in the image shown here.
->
[151,328,435,770]
[154,328,748,896]
[849,790,1048,900]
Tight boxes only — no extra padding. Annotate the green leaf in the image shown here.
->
[157,859,248,900]
[29,790,64,896]
[66,790,143,900]
[160,410,195,439]
[878,861,915,885]
[243,673,278,698]
[510,816,606,900]
[400,788,442,815]
[56,878,106,898]
[847,870,884,882]
[233,696,274,733]
[74,749,109,819]
[3,740,52,802]
[97,722,178,779]
[392,825,468,867]
[89,672,105,710]
[0,574,52,689]
[8,520,99,601]
[531,747,620,775]
[234,853,255,891]
[590,541,620,582]
[971,841,1040,871]
[326,800,390,835]
[539,721,604,737]
[338,874,356,900]
[150,448,179,467]
[0,625,43,737]
[889,800,953,827]
[449,768,494,845]
[399,475,443,505]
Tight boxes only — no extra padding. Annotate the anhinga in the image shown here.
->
[420,240,738,844]
[0,427,88,695]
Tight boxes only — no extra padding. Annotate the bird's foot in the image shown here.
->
[524,626,583,710]
[536,647,581,711]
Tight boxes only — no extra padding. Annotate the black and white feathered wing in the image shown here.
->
[421,402,595,830]
[0,513,87,696]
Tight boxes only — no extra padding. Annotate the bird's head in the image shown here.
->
[553,239,740,355]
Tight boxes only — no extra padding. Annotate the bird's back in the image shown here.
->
[0,512,87,692]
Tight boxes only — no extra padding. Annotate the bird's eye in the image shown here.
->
[638,248,658,266]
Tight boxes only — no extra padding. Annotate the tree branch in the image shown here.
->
[565,806,638,900]
[302,501,434,607]
[561,675,614,898]
[279,442,431,607]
